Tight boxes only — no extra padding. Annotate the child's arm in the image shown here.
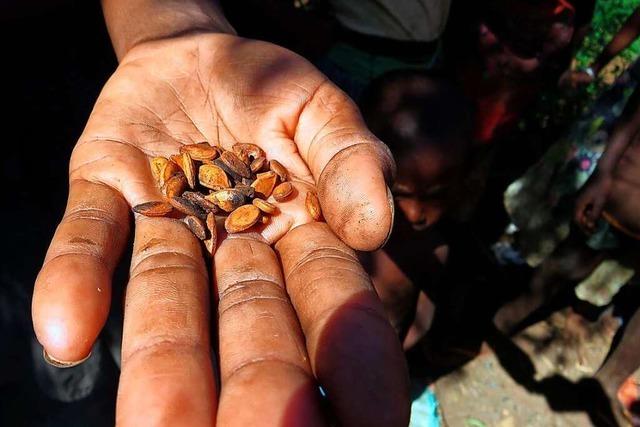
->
[575,87,640,232]
[561,6,640,88]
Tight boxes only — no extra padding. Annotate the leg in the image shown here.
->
[494,233,605,334]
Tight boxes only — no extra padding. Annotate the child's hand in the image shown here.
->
[574,174,613,233]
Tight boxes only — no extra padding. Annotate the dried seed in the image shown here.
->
[235,184,255,199]
[182,191,219,213]
[273,182,293,202]
[132,201,173,217]
[232,143,265,164]
[213,158,242,182]
[204,212,218,256]
[209,189,245,212]
[250,156,267,174]
[225,204,261,233]
[162,173,188,198]
[181,152,196,189]
[261,215,270,224]
[251,171,278,198]
[198,164,231,190]
[270,159,288,181]
[169,196,207,218]
[252,198,277,215]
[184,215,207,240]
[220,151,251,178]
[180,142,219,161]
[305,191,322,221]
[170,154,184,170]
[163,160,182,184]
[150,157,169,185]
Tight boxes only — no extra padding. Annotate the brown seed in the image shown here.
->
[204,212,218,256]
[181,152,196,189]
[182,191,219,213]
[169,196,207,219]
[208,189,245,212]
[252,198,277,215]
[261,215,270,224]
[132,201,173,217]
[180,142,219,161]
[162,173,188,198]
[198,164,231,190]
[232,143,265,164]
[251,171,278,198]
[162,160,182,184]
[273,182,294,202]
[270,159,288,181]
[235,184,255,199]
[220,151,251,178]
[150,157,169,185]
[170,154,184,170]
[184,215,207,240]
[250,156,267,174]
[225,204,261,233]
[305,191,322,221]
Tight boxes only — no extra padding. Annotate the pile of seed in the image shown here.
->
[132,142,322,255]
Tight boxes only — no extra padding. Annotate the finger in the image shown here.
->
[276,222,410,427]
[116,217,215,427]
[32,179,129,364]
[294,81,396,251]
[215,233,326,427]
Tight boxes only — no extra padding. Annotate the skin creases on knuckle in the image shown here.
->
[130,250,205,281]
[121,334,204,366]
[286,245,359,281]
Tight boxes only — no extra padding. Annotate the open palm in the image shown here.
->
[32,33,408,426]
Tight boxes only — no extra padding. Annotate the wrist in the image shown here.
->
[102,0,236,60]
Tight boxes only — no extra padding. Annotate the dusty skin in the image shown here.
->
[31,33,406,427]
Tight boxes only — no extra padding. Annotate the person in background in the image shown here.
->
[358,69,473,355]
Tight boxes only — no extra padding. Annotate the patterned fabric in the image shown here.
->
[504,63,639,267]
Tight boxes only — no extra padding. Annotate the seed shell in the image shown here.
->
[181,152,196,189]
[251,171,278,198]
[132,201,173,217]
[270,159,288,181]
[169,196,207,219]
[305,191,322,221]
[232,143,264,164]
[198,164,230,190]
[252,198,277,215]
[150,157,169,185]
[184,215,207,240]
[225,204,261,233]
[272,182,293,202]
[250,156,267,173]
[220,151,251,178]
[180,142,219,161]
[162,173,188,198]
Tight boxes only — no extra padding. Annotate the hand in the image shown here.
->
[32,33,408,426]
[574,173,612,234]
[558,68,595,89]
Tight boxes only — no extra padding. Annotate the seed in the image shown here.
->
[150,157,169,185]
[132,201,173,217]
[208,189,245,212]
[182,191,219,213]
[252,198,277,215]
[162,160,182,184]
[250,156,267,173]
[184,215,207,240]
[225,204,261,233]
[232,143,264,164]
[198,164,231,190]
[169,196,207,219]
[270,159,288,181]
[181,152,196,189]
[213,158,243,182]
[261,215,270,224]
[251,171,278,198]
[170,154,184,170]
[305,191,322,221]
[220,151,251,178]
[204,212,218,256]
[273,182,294,202]
[162,173,188,198]
[180,142,219,161]
[235,184,255,199]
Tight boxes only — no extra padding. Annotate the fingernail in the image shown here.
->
[43,348,92,368]
[381,185,395,248]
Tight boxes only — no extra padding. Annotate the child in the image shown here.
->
[358,70,473,350]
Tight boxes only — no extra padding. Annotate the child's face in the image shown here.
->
[392,144,463,231]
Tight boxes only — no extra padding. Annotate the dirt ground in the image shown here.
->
[434,308,639,426]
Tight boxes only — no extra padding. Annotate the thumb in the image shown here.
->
[294,80,396,251]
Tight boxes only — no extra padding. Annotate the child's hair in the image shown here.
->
[359,69,473,160]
